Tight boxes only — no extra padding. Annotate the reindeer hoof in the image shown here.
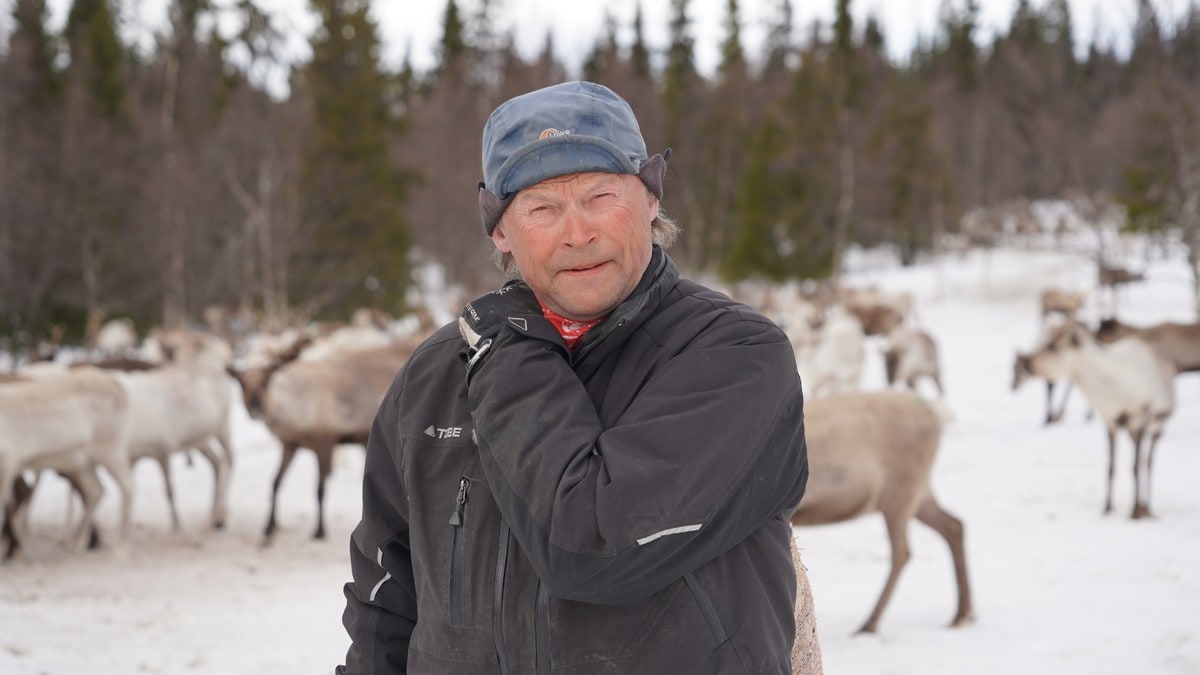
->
[950,613,976,628]
[1131,505,1152,519]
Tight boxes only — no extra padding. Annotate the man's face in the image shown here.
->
[492,172,657,321]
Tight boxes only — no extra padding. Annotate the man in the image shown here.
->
[339,81,809,674]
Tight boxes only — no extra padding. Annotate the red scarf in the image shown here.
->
[539,301,602,351]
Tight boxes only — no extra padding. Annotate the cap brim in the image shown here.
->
[494,136,640,198]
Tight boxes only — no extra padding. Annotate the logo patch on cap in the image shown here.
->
[539,128,572,140]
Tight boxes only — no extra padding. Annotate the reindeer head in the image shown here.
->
[1026,320,1091,380]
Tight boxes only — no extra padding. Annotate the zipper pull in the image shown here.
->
[449,477,470,526]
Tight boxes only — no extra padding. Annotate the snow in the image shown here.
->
[3,239,1199,674]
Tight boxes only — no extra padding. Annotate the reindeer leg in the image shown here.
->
[1103,426,1117,515]
[155,454,182,533]
[1049,381,1072,424]
[2,474,31,561]
[313,441,334,540]
[66,467,105,552]
[263,440,299,545]
[857,510,912,634]
[1130,428,1152,519]
[211,428,234,529]
[915,495,974,628]
[99,457,135,552]
[193,439,228,530]
[1143,428,1164,518]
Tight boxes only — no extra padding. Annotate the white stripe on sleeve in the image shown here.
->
[636,523,702,546]
[368,547,393,602]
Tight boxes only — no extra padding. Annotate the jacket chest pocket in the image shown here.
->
[446,463,492,628]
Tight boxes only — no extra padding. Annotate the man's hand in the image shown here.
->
[458,282,539,381]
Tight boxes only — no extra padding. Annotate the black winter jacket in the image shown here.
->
[339,250,809,674]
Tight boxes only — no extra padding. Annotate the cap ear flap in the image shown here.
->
[638,150,671,199]
[479,183,509,236]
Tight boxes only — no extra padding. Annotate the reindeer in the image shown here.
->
[231,336,421,543]
[883,327,945,397]
[1096,262,1145,317]
[1012,351,1075,425]
[791,390,973,633]
[1024,320,1175,518]
[1039,288,1085,323]
[1094,317,1200,374]
[0,368,134,554]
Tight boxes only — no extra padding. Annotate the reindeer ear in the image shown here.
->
[1069,329,1081,347]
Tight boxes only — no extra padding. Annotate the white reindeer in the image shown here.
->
[1024,320,1175,518]
[0,369,134,553]
[798,305,866,398]
[111,363,236,532]
[882,326,945,397]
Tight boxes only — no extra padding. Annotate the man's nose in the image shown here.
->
[562,206,597,247]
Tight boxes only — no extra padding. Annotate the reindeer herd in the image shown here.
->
[1,256,1195,660]
[0,314,425,560]
[755,258,1193,639]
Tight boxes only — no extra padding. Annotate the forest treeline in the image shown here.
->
[1,0,1198,352]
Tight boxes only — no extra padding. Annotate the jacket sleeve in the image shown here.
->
[468,312,808,605]
[339,380,417,674]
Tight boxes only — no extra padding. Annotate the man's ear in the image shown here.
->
[491,221,512,253]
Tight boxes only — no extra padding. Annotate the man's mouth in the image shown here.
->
[565,262,604,273]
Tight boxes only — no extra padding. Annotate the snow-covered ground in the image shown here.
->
[2,239,1198,674]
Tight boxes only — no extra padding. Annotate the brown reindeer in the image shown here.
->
[791,390,973,634]
[1039,288,1085,322]
[232,336,421,543]
[1096,262,1145,317]
[1095,317,1200,374]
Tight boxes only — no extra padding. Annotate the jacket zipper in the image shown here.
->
[448,476,470,626]
[684,572,730,644]
[535,580,551,675]
[493,518,512,675]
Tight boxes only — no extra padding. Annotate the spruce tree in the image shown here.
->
[1,0,65,352]
[60,0,136,333]
[296,0,413,317]
[630,3,651,80]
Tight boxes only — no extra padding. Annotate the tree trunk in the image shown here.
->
[256,158,284,329]
[832,107,855,281]
[160,54,185,329]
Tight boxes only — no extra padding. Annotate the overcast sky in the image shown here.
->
[0,0,1189,95]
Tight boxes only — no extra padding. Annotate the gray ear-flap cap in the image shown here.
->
[480,150,670,235]
[479,182,510,236]
[638,149,671,199]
